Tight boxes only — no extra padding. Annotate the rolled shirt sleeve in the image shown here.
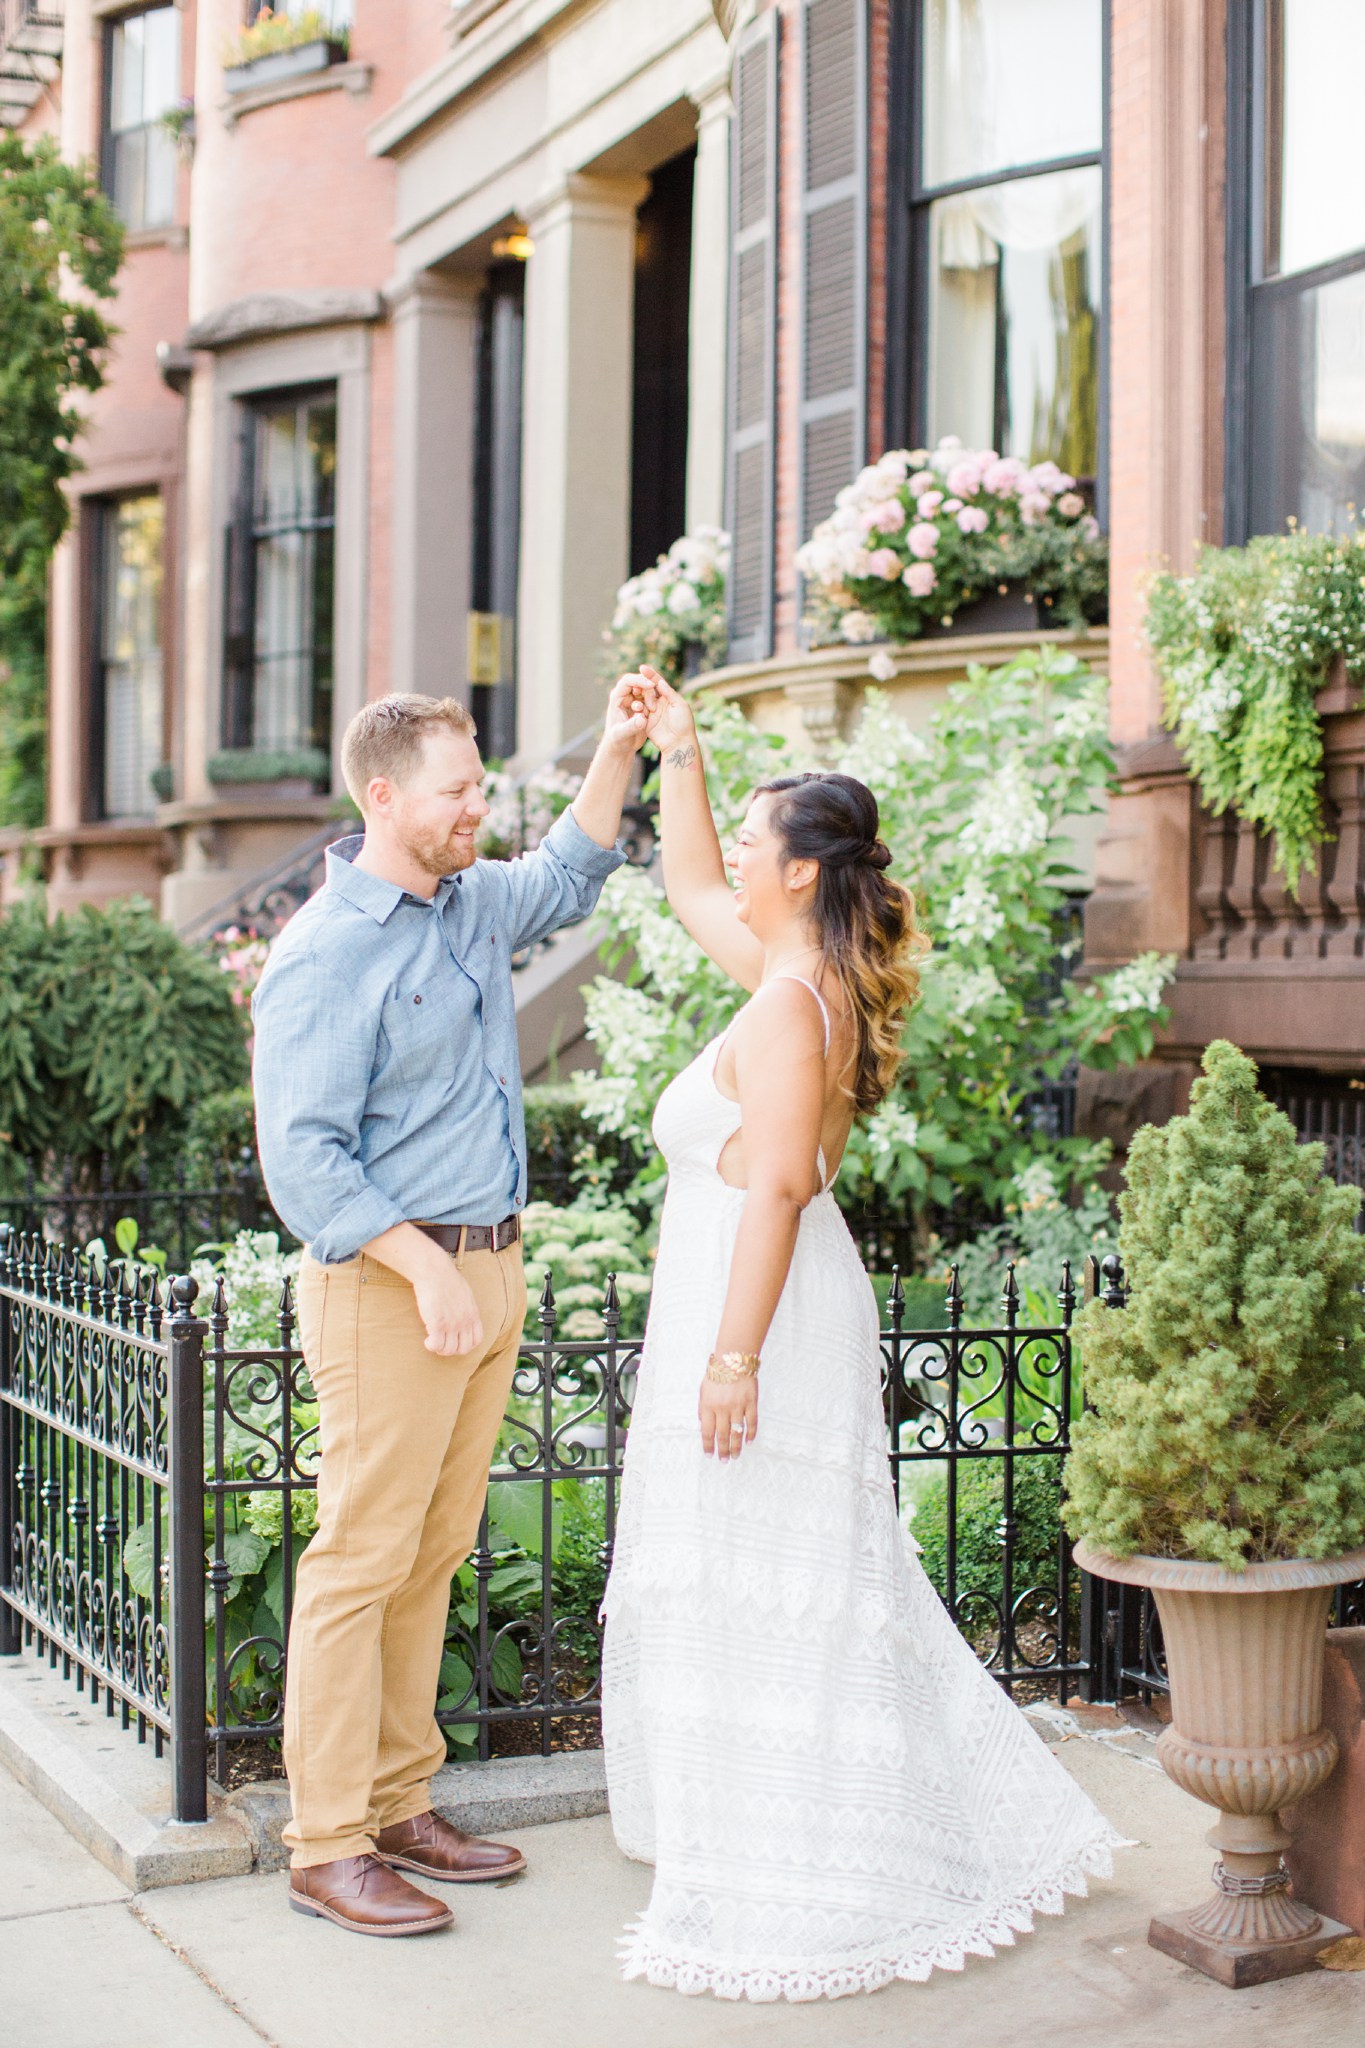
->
[251,951,407,1263]
[497,805,626,954]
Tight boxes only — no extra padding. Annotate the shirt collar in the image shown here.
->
[324,836,460,924]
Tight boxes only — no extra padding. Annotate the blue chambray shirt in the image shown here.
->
[250,809,624,1263]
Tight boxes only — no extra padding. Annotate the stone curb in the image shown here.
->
[226,1749,610,1872]
[1,1651,610,1889]
[0,1654,253,1891]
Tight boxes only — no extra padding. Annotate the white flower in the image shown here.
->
[633,587,663,617]
[865,1102,921,1158]
[867,649,898,683]
[840,610,879,644]
[1013,1160,1060,1212]
[960,755,1049,861]
[942,871,1006,945]
[666,580,700,615]
[1100,952,1174,1015]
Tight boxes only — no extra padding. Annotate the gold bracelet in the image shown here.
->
[706,1350,761,1384]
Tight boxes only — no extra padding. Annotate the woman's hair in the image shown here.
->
[753,772,931,1115]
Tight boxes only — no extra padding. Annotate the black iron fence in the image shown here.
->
[0,1155,278,1276]
[7,1225,1365,1819]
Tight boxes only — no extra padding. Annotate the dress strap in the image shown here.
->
[769,975,832,1055]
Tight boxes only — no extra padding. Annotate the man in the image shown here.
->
[252,682,649,1937]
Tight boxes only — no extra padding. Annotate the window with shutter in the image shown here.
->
[725,11,779,663]
[797,0,868,562]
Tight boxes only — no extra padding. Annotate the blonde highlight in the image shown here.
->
[756,774,931,1115]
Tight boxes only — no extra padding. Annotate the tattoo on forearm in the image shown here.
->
[665,743,698,770]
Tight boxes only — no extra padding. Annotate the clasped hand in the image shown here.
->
[605,665,697,755]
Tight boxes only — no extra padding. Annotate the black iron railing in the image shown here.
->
[0,1156,279,1276]
[10,1223,1363,1815]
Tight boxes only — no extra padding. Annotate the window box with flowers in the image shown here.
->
[206,747,330,799]
[222,10,350,94]
[796,439,1108,659]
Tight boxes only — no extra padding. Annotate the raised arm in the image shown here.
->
[640,667,765,992]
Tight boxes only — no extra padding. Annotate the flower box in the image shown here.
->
[206,748,329,799]
[222,37,347,94]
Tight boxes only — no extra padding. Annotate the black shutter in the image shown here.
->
[796,0,867,564]
[725,9,779,664]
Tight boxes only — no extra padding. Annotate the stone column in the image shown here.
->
[685,72,732,536]
[388,270,480,702]
[1085,0,1226,972]
[516,171,649,759]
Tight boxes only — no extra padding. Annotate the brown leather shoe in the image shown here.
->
[374,1809,526,1884]
[288,1853,453,1936]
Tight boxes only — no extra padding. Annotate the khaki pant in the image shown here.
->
[283,1240,526,1868]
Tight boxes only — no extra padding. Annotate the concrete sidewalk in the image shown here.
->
[2,1729,1361,2048]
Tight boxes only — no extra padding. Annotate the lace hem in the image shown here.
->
[616,1826,1129,2003]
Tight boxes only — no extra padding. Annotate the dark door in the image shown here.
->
[471,260,525,761]
[630,147,695,575]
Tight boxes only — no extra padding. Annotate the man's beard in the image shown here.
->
[396,816,477,879]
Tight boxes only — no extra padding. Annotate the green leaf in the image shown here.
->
[120,1518,161,1598]
[221,1529,271,1581]
[486,1481,562,1560]
[490,1636,523,1699]
[487,1560,542,1608]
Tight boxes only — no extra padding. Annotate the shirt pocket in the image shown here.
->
[378,981,466,1088]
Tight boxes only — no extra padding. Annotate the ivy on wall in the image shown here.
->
[1146,530,1365,894]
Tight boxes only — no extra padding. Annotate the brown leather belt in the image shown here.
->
[414,1217,521,1255]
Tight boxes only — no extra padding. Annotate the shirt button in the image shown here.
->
[413,994,422,1005]
[499,1075,507,1085]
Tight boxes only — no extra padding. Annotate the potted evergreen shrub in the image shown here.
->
[1066,1039,1365,1987]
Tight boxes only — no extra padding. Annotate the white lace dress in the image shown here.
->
[600,981,1125,2002]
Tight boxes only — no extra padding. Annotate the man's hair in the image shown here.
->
[341,694,477,810]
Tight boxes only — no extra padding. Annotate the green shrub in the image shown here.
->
[0,897,248,1189]
[1064,1040,1365,1568]
[912,1455,1064,1614]
[182,1085,258,1189]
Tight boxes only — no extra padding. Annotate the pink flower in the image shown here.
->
[1019,491,1051,521]
[848,547,874,578]
[1082,515,1101,540]
[907,522,940,559]
[1057,491,1084,518]
[946,461,980,498]
[902,562,938,597]
[870,498,905,532]
[908,469,936,494]
[956,505,989,535]
[942,498,963,514]
[916,491,944,517]
[868,547,902,580]
[982,457,1025,496]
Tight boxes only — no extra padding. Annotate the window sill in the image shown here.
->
[122,224,189,252]
[220,58,374,131]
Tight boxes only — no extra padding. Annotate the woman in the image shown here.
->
[600,667,1124,2002]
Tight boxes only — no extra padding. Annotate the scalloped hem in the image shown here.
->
[617,1827,1130,2003]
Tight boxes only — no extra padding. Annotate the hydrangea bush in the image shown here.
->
[579,648,1174,1237]
[796,438,1108,649]
[1145,528,1365,892]
[599,527,730,687]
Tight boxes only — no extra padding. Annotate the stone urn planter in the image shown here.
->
[1076,1540,1365,1986]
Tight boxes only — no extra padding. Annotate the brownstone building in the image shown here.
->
[4,1,1363,1107]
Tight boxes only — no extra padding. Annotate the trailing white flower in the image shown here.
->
[1012,1159,1060,1212]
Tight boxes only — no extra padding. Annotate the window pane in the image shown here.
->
[141,5,181,122]
[926,165,1101,475]
[102,496,164,820]
[1250,266,1365,537]
[922,0,1101,189]
[109,15,145,133]
[249,398,337,758]
[1264,0,1365,279]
